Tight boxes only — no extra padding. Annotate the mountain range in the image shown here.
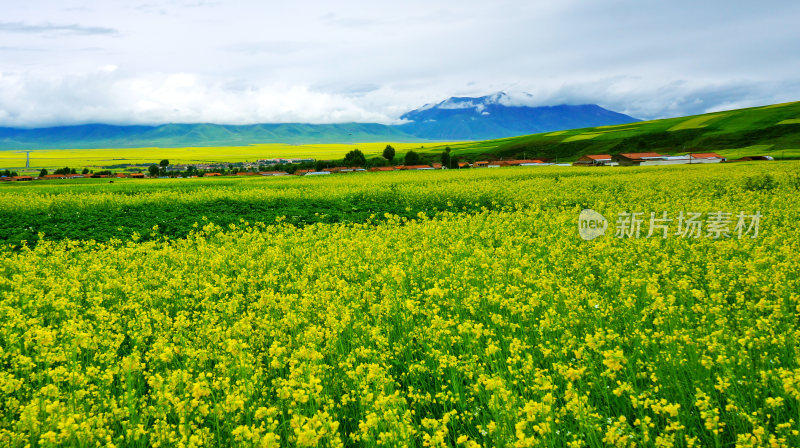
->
[398,92,638,140]
[0,93,639,149]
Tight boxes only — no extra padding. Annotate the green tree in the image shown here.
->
[367,157,388,168]
[160,159,170,168]
[450,154,460,169]
[440,147,452,169]
[81,167,90,175]
[148,164,160,177]
[382,145,395,162]
[404,150,421,166]
[343,149,367,167]
[39,168,48,177]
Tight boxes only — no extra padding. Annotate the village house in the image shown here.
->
[689,153,726,163]
[398,165,434,170]
[573,154,613,166]
[496,159,545,167]
[612,152,668,166]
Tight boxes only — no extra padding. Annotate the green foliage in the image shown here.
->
[404,150,422,166]
[383,144,395,162]
[441,146,453,169]
[343,148,366,167]
[148,164,160,177]
[743,173,778,191]
[160,159,170,168]
[366,157,389,168]
[39,168,48,177]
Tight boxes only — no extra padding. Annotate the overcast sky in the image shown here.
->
[1,0,799,127]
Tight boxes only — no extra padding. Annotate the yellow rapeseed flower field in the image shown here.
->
[0,162,799,447]
[0,142,455,169]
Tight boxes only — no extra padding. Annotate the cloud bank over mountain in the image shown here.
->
[1,0,799,127]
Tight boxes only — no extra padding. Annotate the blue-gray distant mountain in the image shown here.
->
[398,92,640,140]
[0,92,640,149]
[0,123,422,149]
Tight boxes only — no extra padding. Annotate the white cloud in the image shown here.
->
[0,69,401,127]
[0,0,799,126]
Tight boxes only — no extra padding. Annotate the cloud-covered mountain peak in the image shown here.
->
[399,93,639,140]
[412,91,542,115]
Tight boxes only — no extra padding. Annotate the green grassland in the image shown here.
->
[1,161,798,249]
[423,100,800,162]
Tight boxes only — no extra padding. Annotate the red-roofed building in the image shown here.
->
[573,154,613,166]
[495,159,545,167]
[613,152,667,166]
[399,165,433,170]
[689,153,725,163]
[204,172,222,176]
[369,166,396,172]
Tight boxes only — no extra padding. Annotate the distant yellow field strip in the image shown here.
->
[593,122,644,129]
[0,142,463,169]
[667,113,727,131]
[560,127,639,142]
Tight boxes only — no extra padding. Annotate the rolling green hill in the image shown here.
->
[424,101,800,161]
[0,123,425,149]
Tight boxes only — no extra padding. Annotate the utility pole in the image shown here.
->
[26,151,30,168]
